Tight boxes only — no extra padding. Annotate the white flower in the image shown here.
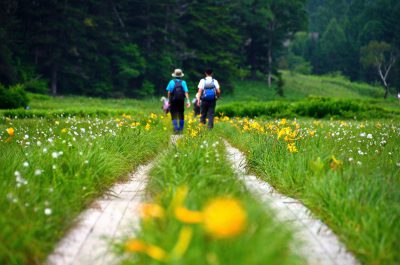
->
[34,169,43,176]
[396,162,400,167]
[44,208,52,215]
[358,150,364,155]
[357,161,362,166]
[43,148,48,153]
[14,171,21,177]
[367,134,373,139]
[52,152,59,159]
[348,157,354,162]
[52,165,57,170]
[37,141,42,146]
[360,132,366,137]
[24,134,29,139]
[23,161,29,167]
[16,175,28,185]
[84,160,89,164]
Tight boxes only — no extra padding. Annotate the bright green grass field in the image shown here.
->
[217,118,400,265]
[0,113,169,265]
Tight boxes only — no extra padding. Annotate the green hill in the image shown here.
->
[227,71,385,102]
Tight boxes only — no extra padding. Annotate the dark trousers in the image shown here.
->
[200,100,216,128]
[170,99,185,131]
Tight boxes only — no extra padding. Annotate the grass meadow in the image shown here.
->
[0,112,169,264]
[0,72,399,265]
[216,117,400,265]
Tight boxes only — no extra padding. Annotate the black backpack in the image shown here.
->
[171,79,185,101]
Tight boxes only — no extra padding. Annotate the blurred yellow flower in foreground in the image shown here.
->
[61,128,68,133]
[175,207,203,224]
[6,127,14,136]
[141,203,165,220]
[203,198,247,239]
[125,239,167,261]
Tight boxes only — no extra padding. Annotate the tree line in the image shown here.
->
[0,0,306,98]
[286,0,399,98]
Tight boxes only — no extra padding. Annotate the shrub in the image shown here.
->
[0,83,29,109]
[216,97,399,119]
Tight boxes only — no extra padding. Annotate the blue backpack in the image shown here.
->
[202,79,216,101]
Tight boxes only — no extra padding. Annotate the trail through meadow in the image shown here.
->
[47,136,359,265]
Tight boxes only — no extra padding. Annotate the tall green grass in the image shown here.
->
[217,119,400,265]
[0,115,169,265]
[115,132,303,265]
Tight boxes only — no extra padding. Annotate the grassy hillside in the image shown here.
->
[225,71,388,101]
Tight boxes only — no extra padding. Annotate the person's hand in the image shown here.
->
[197,100,201,107]
[186,102,191,108]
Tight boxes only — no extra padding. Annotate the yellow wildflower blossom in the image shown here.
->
[330,155,343,171]
[203,198,247,239]
[145,123,151,130]
[287,143,298,153]
[125,239,167,262]
[140,203,165,220]
[6,128,14,136]
[175,207,203,224]
[61,128,68,133]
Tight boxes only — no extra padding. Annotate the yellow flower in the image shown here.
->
[125,239,167,262]
[287,143,298,153]
[277,127,290,139]
[330,155,343,171]
[55,121,60,125]
[146,245,167,261]
[61,128,68,133]
[131,122,140,127]
[279,118,287,125]
[190,130,198,138]
[125,239,147,252]
[203,198,247,239]
[6,128,14,136]
[171,226,193,258]
[140,203,165,220]
[309,130,316,137]
[175,207,203,224]
[145,123,151,130]
[150,113,157,119]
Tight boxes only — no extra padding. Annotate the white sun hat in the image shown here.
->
[172,69,184,77]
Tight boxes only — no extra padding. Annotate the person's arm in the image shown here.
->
[166,80,173,100]
[215,80,221,98]
[185,92,190,108]
[196,88,202,106]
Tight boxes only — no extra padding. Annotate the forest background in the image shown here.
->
[0,0,399,100]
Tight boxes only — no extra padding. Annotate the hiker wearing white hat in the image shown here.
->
[166,69,190,133]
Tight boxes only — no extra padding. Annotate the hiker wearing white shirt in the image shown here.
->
[196,69,220,129]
